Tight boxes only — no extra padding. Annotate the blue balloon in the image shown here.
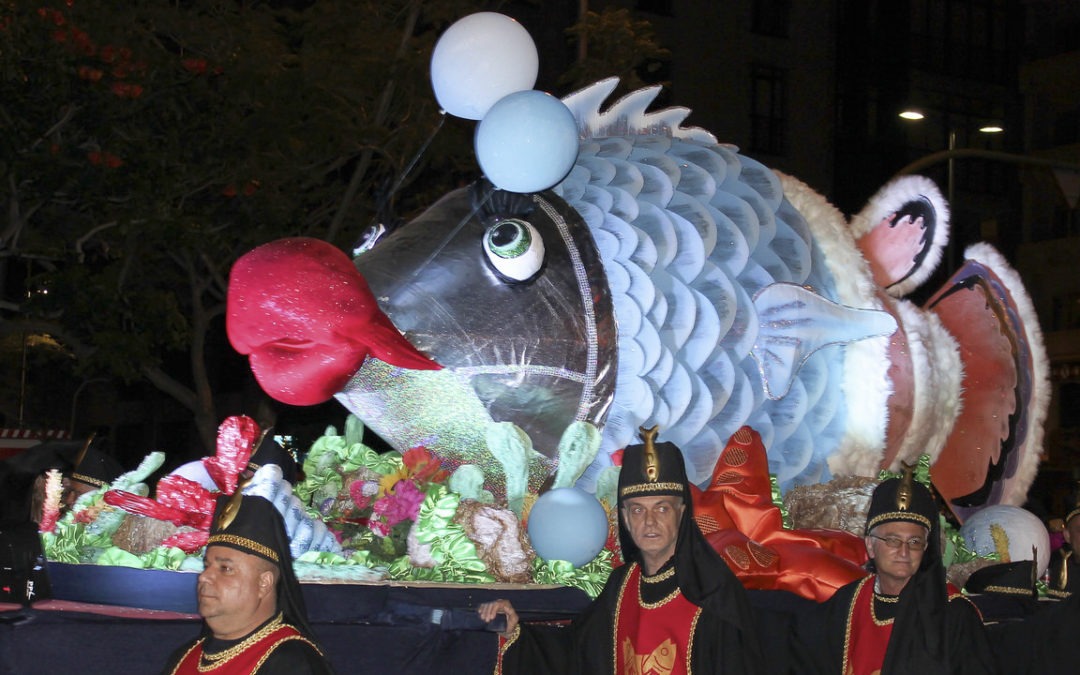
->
[474,90,579,194]
[430,12,538,120]
[527,487,609,567]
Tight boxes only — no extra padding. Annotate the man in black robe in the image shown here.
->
[796,469,997,675]
[160,492,335,674]
[62,435,124,511]
[478,426,765,674]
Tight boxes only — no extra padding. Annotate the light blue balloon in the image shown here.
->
[430,12,538,120]
[475,90,579,194]
[527,487,609,567]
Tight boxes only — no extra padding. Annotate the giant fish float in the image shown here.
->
[227,77,1048,523]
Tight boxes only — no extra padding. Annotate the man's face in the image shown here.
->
[865,521,929,593]
[198,546,277,639]
[621,495,685,571]
[1064,515,1080,549]
[61,477,95,509]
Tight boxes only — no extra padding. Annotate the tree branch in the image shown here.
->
[325,0,423,243]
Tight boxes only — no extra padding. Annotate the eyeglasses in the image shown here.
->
[868,534,927,551]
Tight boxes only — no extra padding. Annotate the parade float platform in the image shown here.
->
[2,563,1071,675]
[1,562,594,675]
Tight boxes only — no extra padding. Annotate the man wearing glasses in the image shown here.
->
[797,469,997,674]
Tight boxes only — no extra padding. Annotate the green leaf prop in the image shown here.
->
[552,422,601,489]
[486,422,534,517]
[531,550,613,598]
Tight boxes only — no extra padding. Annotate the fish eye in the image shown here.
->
[483,218,545,282]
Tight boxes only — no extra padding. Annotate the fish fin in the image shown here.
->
[851,175,949,297]
[561,78,716,144]
[751,283,897,399]
[923,243,1049,523]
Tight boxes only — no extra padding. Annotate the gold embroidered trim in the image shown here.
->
[251,635,323,672]
[167,642,202,675]
[638,578,680,609]
[620,482,683,496]
[500,624,521,652]
[873,593,899,604]
[869,590,896,627]
[687,607,702,675]
[207,533,279,563]
[642,566,675,583]
[841,577,871,675]
[866,511,931,531]
[980,584,1034,597]
[197,614,285,671]
[71,472,106,488]
[1066,506,1080,524]
[612,565,634,671]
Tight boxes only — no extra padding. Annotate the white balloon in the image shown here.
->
[959,505,1051,576]
[430,12,539,120]
[168,460,218,492]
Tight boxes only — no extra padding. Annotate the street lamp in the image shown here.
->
[894,109,1080,274]
[898,109,1007,272]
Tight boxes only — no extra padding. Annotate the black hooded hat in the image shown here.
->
[966,559,1038,598]
[864,468,938,536]
[68,436,123,490]
[247,436,298,485]
[207,492,317,643]
[616,426,759,638]
[1065,500,1080,528]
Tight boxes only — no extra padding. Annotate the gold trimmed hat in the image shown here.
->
[1065,501,1080,526]
[247,436,298,485]
[207,491,285,564]
[68,435,123,489]
[617,425,689,502]
[865,465,938,533]
[964,559,1038,600]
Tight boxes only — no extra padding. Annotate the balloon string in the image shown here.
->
[380,111,447,215]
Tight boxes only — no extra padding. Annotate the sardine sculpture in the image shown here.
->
[227,78,1048,522]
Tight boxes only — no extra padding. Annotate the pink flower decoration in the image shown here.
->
[369,519,391,538]
[348,480,372,510]
[369,479,425,536]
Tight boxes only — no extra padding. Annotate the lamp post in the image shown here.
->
[897,109,1001,273]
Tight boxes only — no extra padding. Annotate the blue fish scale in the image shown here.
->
[555,135,845,491]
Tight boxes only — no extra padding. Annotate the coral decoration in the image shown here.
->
[38,469,64,534]
[103,489,204,528]
[691,426,869,602]
[162,530,210,554]
[105,417,259,531]
[203,415,260,494]
[153,475,216,527]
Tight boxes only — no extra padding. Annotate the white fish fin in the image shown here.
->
[561,77,717,143]
[751,282,897,399]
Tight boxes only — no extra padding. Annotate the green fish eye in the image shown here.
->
[484,218,545,281]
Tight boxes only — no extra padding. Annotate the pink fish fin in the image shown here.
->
[852,176,949,297]
[923,243,1049,523]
